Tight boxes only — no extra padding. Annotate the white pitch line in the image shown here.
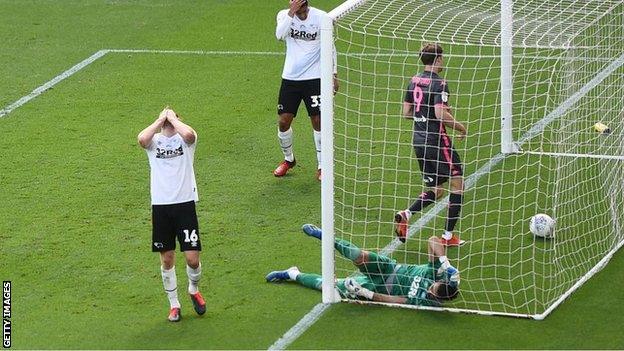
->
[268,303,331,350]
[0,49,285,119]
[0,50,109,118]
[3,48,487,119]
[108,49,283,56]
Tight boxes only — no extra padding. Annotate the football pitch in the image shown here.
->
[1,0,624,349]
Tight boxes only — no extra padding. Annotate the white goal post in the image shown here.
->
[320,0,624,318]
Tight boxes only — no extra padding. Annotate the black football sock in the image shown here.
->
[408,190,436,213]
[445,193,463,232]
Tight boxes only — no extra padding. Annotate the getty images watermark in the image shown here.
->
[2,281,10,348]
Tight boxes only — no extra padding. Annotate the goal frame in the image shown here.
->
[320,0,624,319]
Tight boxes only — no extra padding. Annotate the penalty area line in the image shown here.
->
[0,50,109,118]
[0,48,285,119]
[107,48,283,56]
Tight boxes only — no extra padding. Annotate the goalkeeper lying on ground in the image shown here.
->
[266,224,460,306]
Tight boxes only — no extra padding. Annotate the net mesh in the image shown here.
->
[331,0,624,316]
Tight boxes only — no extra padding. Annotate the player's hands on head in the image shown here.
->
[288,0,306,16]
[158,107,169,121]
[165,108,177,121]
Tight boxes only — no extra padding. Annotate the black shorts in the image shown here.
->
[151,200,201,252]
[277,78,321,117]
[413,143,463,187]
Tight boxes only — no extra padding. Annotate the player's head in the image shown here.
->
[427,281,459,302]
[290,0,309,15]
[161,109,180,132]
[162,119,174,131]
[420,43,444,71]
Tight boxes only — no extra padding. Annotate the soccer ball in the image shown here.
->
[529,213,555,238]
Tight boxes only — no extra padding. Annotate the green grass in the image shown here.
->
[1,0,624,349]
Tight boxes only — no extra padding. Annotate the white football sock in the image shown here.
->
[161,266,180,308]
[313,130,321,169]
[287,267,301,281]
[278,128,294,162]
[442,231,453,240]
[186,263,202,295]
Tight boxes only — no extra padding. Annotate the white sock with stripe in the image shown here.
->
[278,128,294,162]
[161,266,180,308]
[186,263,202,294]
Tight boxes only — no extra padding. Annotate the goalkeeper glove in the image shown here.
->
[446,265,460,286]
[344,277,374,300]
[437,260,460,286]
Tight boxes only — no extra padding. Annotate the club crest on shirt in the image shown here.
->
[441,91,449,102]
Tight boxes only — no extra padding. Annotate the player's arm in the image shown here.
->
[435,105,466,140]
[166,110,196,145]
[371,292,408,304]
[434,83,466,139]
[275,10,292,40]
[403,101,414,119]
[345,278,409,304]
[276,1,304,40]
[332,40,339,94]
[402,83,414,119]
[137,108,167,148]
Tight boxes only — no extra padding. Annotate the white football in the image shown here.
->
[529,213,555,238]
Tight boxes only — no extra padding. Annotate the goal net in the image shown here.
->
[322,0,624,318]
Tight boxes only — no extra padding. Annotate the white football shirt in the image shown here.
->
[145,133,198,205]
[276,7,327,81]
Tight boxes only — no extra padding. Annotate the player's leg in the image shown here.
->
[302,223,366,262]
[265,266,318,287]
[302,224,366,262]
[175,201,206,315]
[395,145,445,241]
[427,236,459,284]
[275,79,302,176]
[301,224,395,281]
[441,148,465,246]
[159,250,181,322]
[183,250,205,315]
[302,78,322,180]
[152,205,181,322]
[444,175,464,242]
[427,235,447,262]
[310,114,321,181]
[184,251,201,292]
[324,237,396,285]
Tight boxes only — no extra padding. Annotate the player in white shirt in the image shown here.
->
[273,0,338,181]
[138,107,206,322]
